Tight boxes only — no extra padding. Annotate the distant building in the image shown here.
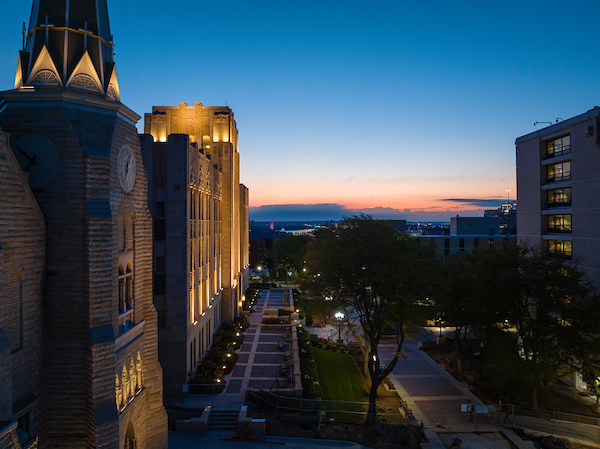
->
[451,216,500,236]
[142,103,249,392]
[484,202,517,234]
[416,215,509,255]
[516,107,600,287]
[250,230,278,269]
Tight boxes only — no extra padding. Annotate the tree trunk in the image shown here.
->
[531,385,538,411]
[454,327,462,374]
[367,371,379,424]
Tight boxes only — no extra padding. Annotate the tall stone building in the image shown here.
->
[142,104,249,392]
[0,0,168,447]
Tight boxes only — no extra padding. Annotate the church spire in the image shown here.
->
[15,0,120,101]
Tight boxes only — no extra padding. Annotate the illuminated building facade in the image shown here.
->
[0,0,168,447]
[142,103,249,392]
[516,107,600,287]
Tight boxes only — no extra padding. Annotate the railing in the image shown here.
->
[499,404,600,444]
[245,382,407,424]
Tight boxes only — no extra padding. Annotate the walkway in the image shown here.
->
[378,329,482,428]
[213,289,294,405]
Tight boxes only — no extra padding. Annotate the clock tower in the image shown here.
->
[0,1,168,448]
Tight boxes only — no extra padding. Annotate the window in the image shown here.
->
[459,238,464,252]
[156,202,165,218]
[154,219,165,241]
[154,275,166,295]
[118,263,134,333]
[473,238,479,248]
[488,238,494,247]
[547,187,571,207]
[549,240,572,258]
[547,161,570,182]
[546,135,570,158]
[156,257,165,273]
[547,214,572,233]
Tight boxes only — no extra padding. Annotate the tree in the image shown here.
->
[305,215,433,423]
[269,235,311,279]
[509,247,600,409]
[435,252,479,374]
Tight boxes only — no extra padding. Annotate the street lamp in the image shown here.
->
[335,311,345,344]
[438,312,445,337]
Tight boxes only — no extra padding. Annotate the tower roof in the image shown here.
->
[14,0,119,101]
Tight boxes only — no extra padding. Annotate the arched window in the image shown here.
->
[32,69,60,85]
[70,74,99,92]
[124,421,136,449]
[118,262,134,332]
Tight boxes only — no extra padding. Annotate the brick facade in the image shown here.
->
[0,89,168,448]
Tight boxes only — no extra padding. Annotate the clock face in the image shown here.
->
[12,133,60,188]
[118,144,136,193]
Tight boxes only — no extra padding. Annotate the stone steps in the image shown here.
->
[208,410,239,430]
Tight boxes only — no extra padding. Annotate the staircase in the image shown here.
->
[207,409,239,430]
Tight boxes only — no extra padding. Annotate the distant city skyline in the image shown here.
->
[2,1,599,221]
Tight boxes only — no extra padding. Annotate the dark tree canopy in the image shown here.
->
[305,215,434,422]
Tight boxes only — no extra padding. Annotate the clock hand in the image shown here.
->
[126,154,133,175]
[17,146,38,170]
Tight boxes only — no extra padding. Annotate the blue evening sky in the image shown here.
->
[1,1,598,221]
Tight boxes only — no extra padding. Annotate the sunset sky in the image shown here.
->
[2,1,600,221]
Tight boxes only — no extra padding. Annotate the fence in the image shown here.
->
[245,382,407,424]
[506,404,600,444]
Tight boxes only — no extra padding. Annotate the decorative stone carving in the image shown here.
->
[190,161,196,185]
[213,114,228,124]
[107,84,117,99]
[116,375,122,410]
[122,366,129,403]
[136,353,143,391]
[195,102,202,130]
[129,360,136,398]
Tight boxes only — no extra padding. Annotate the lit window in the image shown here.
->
[546,135,570,158]
[547,214,571,233]
[547,187,571,206]
[548,240,572,258]
[547,161,571,182]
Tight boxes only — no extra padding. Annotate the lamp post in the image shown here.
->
[335,311,345,344]
[438,312,445,337]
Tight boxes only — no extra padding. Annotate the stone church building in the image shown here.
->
[0,0,168,447]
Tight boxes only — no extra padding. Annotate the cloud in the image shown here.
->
[249,202,494,222]
[249,203,349,221]
[441,198,505,208]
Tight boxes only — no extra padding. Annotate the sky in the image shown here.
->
[1,1,599,222]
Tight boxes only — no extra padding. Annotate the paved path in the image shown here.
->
[376,330,482,428]
[210,289,293,407]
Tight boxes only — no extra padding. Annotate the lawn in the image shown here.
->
[312,347,367,402]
